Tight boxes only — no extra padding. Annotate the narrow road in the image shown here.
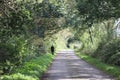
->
[42,50,114,80]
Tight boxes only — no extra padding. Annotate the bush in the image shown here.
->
[0,42,19,74]
[0,36,37,74]
[1,73,36,80]
[93,39,120,65]
[0,54,53,80]
[109,52,120,65]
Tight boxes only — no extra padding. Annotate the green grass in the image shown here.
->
[76,52,120,80]
[0,53,54,80]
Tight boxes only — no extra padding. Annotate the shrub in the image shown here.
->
[109,52,120,65]
[1,73,36,80]
[0,36,33,74]
[93,39,120,65]
[0,54,53,80]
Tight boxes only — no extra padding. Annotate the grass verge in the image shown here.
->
[76,52,120,80]
[0,53,54,80]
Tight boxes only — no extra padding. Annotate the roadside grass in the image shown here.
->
[76,52,120,80]
[0,53,54,80]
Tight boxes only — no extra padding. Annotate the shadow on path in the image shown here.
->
[41,50,114,80]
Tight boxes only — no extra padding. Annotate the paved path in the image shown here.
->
[42,50,115,80]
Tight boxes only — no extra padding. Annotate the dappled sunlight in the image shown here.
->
[55,28,74,50]
[42,50,114,80]
[58,79,89,80]
[58,50,74,53]
[0,0,120,80]
[106,67,114,71]
[58,78,113,80]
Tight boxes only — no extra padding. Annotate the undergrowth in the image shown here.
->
[0,54,54,80]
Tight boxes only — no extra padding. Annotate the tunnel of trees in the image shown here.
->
[0,0,120,80]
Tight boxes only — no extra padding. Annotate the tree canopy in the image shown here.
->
[0,0,120,77]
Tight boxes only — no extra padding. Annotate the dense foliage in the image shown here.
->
[0,0,120,79]
[76,0,120,22]
[65,0,120,66]
[93,39,120,65]
[0,54,53,80]
[0,0,62,74]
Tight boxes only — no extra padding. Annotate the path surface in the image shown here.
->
[42,50,115,80]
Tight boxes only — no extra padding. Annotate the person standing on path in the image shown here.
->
[51,45,54,55]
